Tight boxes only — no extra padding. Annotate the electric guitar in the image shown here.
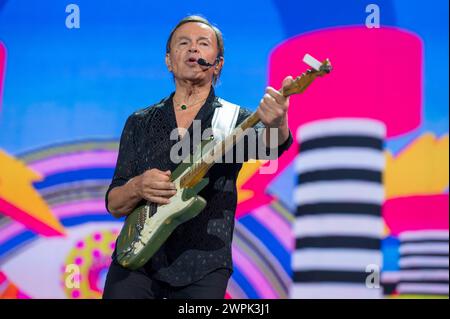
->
[115,54,332,269]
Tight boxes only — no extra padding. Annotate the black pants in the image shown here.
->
[103,261,231,299]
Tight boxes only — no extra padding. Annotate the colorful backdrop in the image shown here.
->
[0,0,448,299]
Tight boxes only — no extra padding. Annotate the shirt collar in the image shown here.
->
[160,86,222,132]
[163,86,219,109]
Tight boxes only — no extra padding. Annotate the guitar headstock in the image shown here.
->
[281,55,332,97]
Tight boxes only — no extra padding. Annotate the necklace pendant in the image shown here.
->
[180,104,187,110]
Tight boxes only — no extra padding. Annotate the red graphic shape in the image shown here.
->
[383,194,449,236]
[0,197,64,237]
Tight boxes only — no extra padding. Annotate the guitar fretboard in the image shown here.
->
[180,112,261,188]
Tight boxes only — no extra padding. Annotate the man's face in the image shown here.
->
[166,22,222,85]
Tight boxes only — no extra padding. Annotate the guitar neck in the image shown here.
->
[179,110,261,188]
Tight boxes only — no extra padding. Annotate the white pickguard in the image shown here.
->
[131,170,194,253]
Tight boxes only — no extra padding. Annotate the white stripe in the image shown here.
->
[294,181,384,205]
[292,249,381,271]
[400,256,449,268]
[293,214,383,238]
[382,271,401,283]
[398,270,449,281]
[294,148,384,174]
[400,243,449,254]
[290,283,382,299]
[297,118,386,142]
[399,230,449,242]
[397,283,449,295]
[382,270,450,283]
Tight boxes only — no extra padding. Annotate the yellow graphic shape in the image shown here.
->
[385,133,449,199]
[0,149,65,236]
[236,160,267,203]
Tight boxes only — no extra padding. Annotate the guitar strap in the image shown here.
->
[211,98,240,142]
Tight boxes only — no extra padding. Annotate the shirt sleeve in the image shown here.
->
[234,107,293,162]
[105,114,139,214]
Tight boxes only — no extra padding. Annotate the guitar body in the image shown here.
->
[115,140,212,270]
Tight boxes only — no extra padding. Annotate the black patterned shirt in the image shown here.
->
[105,87,293,286]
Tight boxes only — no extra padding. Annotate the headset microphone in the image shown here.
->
[197,57,219,67]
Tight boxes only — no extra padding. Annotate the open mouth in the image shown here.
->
[186,57,199,64]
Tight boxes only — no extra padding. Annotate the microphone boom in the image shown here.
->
[197,58,215,67]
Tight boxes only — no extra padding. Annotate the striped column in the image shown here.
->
[291,118,386,299]
[397,230,449,297]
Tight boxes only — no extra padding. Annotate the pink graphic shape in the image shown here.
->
[383,194,449,236]
[232,245,278,298]
[252,205,294,251]
[0,199,109,247]
[269,27,422,137]
[0,197,64,237]
[236,27,423,219]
